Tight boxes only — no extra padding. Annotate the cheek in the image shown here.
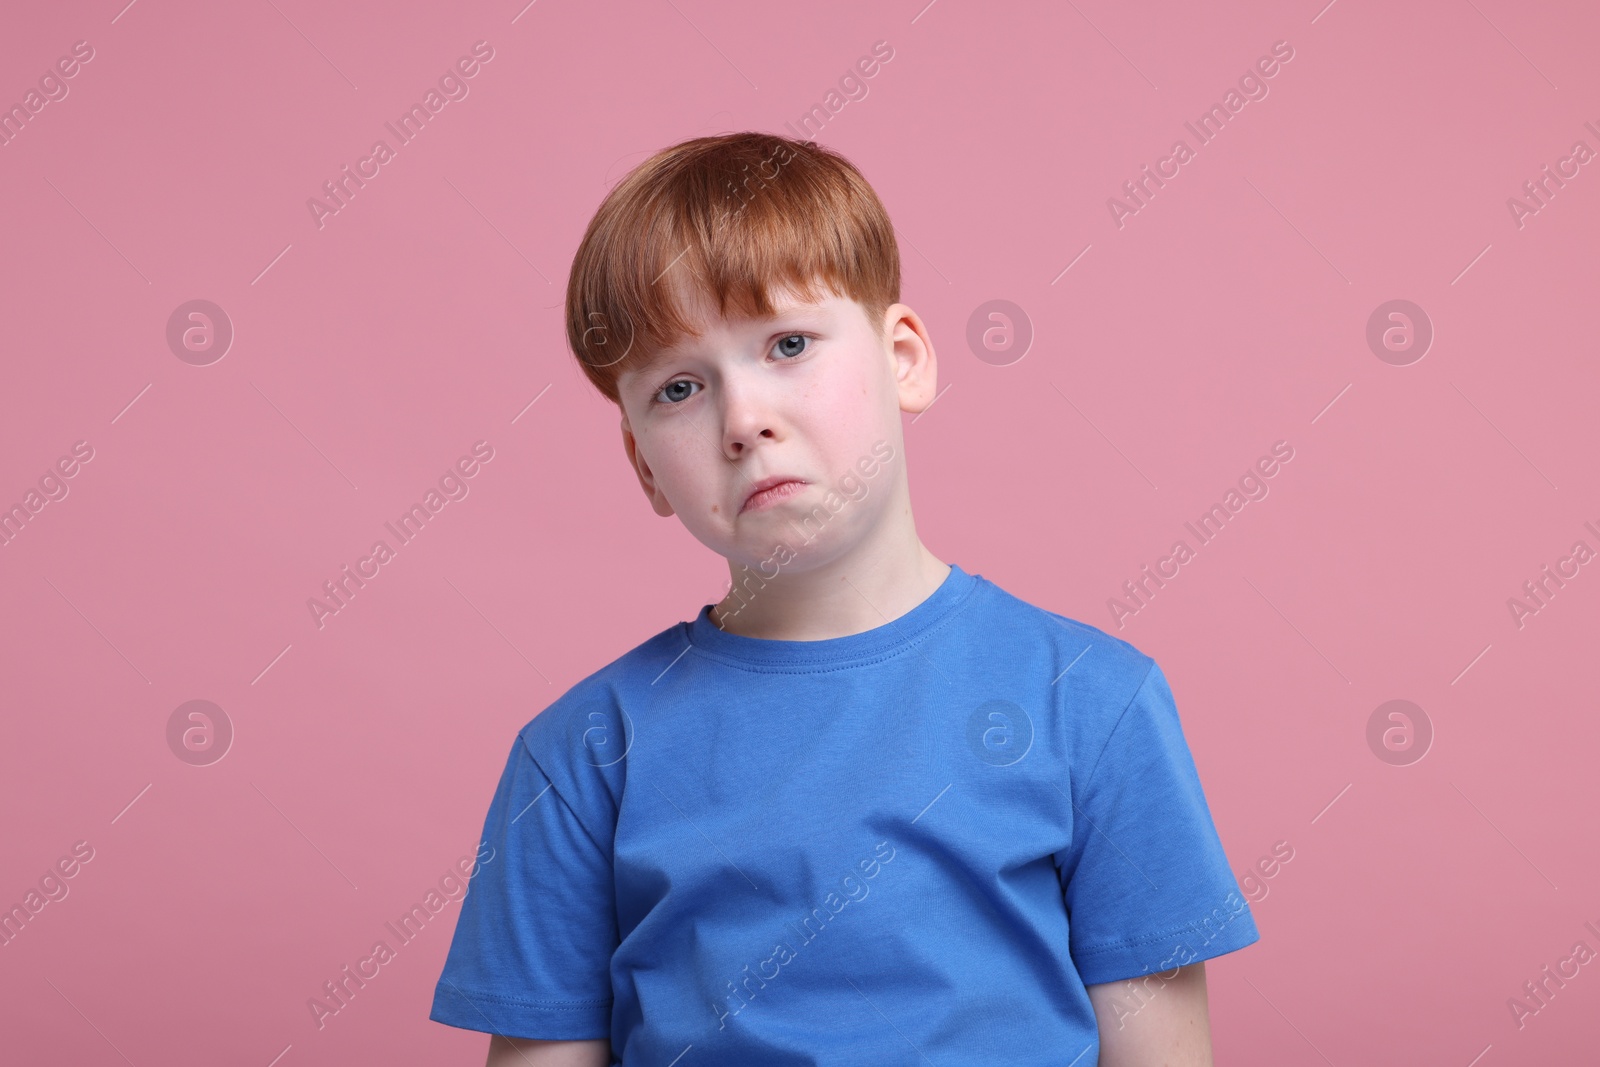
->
[831,370,896,455]
[824,349,888,414]
[804,395,872,470]
[651,430,713,493]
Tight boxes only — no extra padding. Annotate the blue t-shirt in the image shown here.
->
[430,563,1259,1065]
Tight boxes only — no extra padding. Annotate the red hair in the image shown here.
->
[564,132,901,405]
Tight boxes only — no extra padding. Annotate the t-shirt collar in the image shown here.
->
[684,562,978,670]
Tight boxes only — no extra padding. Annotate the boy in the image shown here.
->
[429,132,1259,1066]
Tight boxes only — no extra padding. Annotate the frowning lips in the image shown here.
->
[740,476,808,513]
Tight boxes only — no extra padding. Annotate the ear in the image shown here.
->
[619,410,677,517]
[880,303,938,414]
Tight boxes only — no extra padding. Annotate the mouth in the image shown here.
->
[740,476,808,514]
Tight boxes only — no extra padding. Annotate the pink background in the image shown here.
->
[3,1,1597,1063]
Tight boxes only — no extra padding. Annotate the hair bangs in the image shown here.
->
[565,132,900,405]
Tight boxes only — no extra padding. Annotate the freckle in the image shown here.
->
[711,504,720,513]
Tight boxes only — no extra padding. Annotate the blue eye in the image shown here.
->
[652,379,700,405]
[649,334,814,405]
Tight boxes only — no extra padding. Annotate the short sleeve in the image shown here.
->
[1058,660,1260,986]
[429,732,618,1039]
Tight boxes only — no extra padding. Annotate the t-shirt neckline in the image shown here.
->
[685,562,978,670]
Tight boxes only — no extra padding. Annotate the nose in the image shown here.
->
[719,376,780,458]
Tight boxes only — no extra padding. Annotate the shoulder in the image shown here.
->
[511,619,690,819]
[966,574,1165,772]
[972,573,1158,696]
[517,619,689,749]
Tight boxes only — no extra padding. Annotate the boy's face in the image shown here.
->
[615,280,936,572]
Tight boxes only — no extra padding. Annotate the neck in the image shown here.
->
[709,527,950,642]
